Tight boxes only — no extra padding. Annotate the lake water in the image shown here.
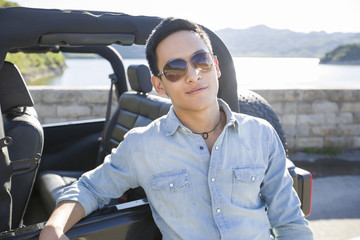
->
[30,57,360,90]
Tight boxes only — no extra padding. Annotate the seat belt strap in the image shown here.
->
[96,74,118,166]
[104,74,117,127]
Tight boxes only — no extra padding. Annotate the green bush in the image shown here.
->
[5,52,66,75]
[303,147,344,155]
[0,0,18,7]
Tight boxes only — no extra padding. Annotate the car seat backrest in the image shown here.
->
[100,64,171,159]
[0,105,12,232]
[0,62,34,113]
[0,61,44,228]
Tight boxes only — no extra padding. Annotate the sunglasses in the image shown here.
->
[157,51,215,82]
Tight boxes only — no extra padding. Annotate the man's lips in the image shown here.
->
[186,86,207,95]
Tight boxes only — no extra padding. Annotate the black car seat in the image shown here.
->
[0,61,44,229]
[0,105,12,232]
[38,64,171,214]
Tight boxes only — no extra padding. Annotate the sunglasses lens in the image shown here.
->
[161,52,214,82]
[163,59,187,82]
[191,52,214,71]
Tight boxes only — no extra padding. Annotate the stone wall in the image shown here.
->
[29,87,360,151]
[255,89,360,150]
[29,86,118,124]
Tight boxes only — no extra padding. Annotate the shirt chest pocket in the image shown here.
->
[232,165,266,209]
[151,169,196,217]
[152,169,190,191]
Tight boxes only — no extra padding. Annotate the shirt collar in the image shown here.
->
[165,98,239,137]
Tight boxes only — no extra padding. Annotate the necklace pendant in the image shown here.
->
[202,132,208,139]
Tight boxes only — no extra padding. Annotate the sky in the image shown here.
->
[14,0,360,33]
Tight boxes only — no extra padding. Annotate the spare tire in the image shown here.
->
[238,89,288,154]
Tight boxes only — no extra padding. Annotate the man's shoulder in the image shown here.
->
[124,115,167,140]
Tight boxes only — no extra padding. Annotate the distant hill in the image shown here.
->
[320,43,360,64]
[113,25,360,59]
[215,25,360,58]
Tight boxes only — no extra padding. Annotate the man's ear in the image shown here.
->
[215,56,221,78]
[151,76,166,95]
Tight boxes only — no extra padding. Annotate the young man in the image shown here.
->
[40,18,313,239]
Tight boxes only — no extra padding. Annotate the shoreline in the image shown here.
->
[319,60,360,65]
[23,66,66,83]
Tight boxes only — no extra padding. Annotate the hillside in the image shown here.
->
[215,25,360,58]
[320,43,360,64]
[112,25,360,59]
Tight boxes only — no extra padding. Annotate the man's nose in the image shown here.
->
[185,63,201,83]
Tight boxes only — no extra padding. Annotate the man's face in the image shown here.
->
[151,30,221,114]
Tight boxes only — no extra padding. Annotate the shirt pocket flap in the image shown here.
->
[233,166,265,183]
[152,169,190,191]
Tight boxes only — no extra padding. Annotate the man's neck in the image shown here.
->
[173,101,222,137]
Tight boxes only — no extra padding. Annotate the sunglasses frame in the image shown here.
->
[157,51,216,82]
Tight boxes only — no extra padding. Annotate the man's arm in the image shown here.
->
[39,200,85,240]
[261,126,313,239]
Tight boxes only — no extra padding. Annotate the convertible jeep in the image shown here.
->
[0,7,312,239]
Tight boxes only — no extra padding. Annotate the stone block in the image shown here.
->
[324,113,353,125]
[280,114,297,126]
[92,104,107,118]
[298,114,325,126]
[257,90,285,102]
[354,113,360,124]
[302,90,327,101]
[296,125,310,137]
[353,137,360,148]
[297,102,312,114]
[296,137,324,149]
[283,90,301,102]
[78,89,109,104]
[42,89,78,103]
[338,124,360,136]
[35,104,56,117]
[324,136,352,148]
[57,105,91,118]
[282,102,298,114]
[312,101,339,113]
[340,90,359,102]
[340,103,360,112]
[311,126,338,137]
[327,90,341,102]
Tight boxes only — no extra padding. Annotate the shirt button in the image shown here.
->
[215,146,219,150]
[216,208,221,213]
[211,177,215,182]
[169,183,174,188]
[251,176,255,181]
[200,146,204,150]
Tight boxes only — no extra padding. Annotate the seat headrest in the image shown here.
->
[0,61,34,113]
[127,64,153,93]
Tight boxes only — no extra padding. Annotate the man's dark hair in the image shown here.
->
[145,17,213,77]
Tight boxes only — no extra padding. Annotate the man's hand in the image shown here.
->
[39,200,85,240]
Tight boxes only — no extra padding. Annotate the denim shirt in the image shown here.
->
[58,99,313,240]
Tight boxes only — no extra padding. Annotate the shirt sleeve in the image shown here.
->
[57,137,139,216]
[261,125,314,240]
